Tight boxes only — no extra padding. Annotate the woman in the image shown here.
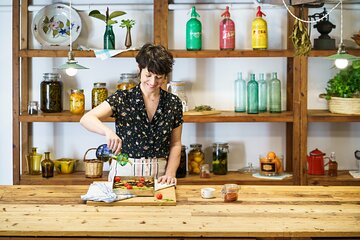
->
[80,43,183,185]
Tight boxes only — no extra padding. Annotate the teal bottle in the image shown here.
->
[186,6,202,51]
[234,72,246,112]
[258,73,267,112]
[247,73,258,114]
[269,72,281,113]
[104,25,115,50]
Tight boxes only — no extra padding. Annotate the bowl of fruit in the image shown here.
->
[259,152,283,176]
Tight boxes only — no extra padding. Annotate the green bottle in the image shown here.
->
[186,6,202,51]
[104,25,115,50]
[247,73,259,114]
[269,72,281,113]
[258,73,267,112]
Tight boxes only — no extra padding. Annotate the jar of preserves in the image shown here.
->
[69,89,85,114]
[168,81,188,112]
[212,143,229,175]
[188,144,205,175]
[117,73,138,90]
[40,73,63,113]
[176,145,187,178]
[92,82,108,108]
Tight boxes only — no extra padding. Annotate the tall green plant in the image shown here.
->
[89,7,126,26]
[325,60,360,99]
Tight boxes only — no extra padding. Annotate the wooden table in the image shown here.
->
[0,185,359,239]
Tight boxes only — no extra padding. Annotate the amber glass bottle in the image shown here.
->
[41,152,54,178]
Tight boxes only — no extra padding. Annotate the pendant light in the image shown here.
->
[327,0,358,69]
[58,0,88,76]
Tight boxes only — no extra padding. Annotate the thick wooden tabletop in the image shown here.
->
[0,185,359,238]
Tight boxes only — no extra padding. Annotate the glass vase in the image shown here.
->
[104,25,115,50]
[125,27,132,49]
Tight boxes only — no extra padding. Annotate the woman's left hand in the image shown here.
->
[157,175,177,185]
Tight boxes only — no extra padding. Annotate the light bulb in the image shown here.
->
[334,58,349,69]
[65,68,78,76]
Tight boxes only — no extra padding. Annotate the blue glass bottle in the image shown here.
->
[258,73,267,112]
[104,25,115,50]
[269,72,281,113]
[234,72,246,112]
[247,73,258,114]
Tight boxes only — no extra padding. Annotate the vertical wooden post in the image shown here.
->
[154,0,168,48]
[299,55,308,185]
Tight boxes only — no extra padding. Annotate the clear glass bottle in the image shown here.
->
[212,143,229,175]
[269,72,281,113]
[41,152,54,178]
[234,72,246,112]
[92,83,108,108]
[104,25,115,50]
[258,73,267,112]
[328,152,338,177]
[247,73,259,114]
[188,144,205,175]
[117,73,138,90]
[168,81,188,112]
[69,89,85,114]
[176,145,187,178]
[40,73,62,113]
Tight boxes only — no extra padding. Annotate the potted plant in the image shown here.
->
[322,60,360,114]
[120,19,135,49]
[89,7,126,49]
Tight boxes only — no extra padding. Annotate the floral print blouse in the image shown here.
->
[106,85,183,158]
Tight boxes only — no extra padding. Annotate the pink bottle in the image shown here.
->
[219,6,235,50]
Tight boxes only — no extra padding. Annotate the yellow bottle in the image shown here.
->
[252,6,267,50]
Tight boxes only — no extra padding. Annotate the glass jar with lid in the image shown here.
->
[92,82,108,108]
[212,143,229,175]
[168,81,188,112]
[188,143,205,175]
[69,89,85,114]
[117,73,138,90]
[40,73,63,113]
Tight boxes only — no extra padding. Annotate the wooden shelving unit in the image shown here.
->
[12,0,359,186]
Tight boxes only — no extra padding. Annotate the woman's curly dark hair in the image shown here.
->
[135,43,174,76]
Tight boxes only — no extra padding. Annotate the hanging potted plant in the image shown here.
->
[120,19,135,49]
[89,7,126,49]
[321,60,360,114]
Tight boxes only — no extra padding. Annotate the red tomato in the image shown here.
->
[155,193,163,200]
[139,177,145,182]
[126,185,133,189]
[114,176,121,182]
[137,182,144,187]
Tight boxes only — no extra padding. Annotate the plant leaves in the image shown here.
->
[109,11,126,20]
[89,12,106,22]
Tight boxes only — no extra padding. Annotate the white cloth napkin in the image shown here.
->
[78,45,136,60]
[349,171,360,178]
[81,181,134,203]
[252,172,292,180]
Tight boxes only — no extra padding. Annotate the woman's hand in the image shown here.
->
[105,130,122,155]
[157,174,177,185]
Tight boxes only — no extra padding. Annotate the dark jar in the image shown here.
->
[40,73,63,113]
[41,152,54,178]
[176,145,187,178]
[212,143,229,175]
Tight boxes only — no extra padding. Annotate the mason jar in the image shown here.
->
[117,73,138,90]
[212,143,229,175]
[188,144,204,175]
[69,89,85,114]
[168,81,188,112]
[92,82,108,108]
[40,73,62,113]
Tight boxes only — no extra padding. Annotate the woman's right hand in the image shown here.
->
[105,130,122,155]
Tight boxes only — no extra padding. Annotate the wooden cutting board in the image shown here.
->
[183,110,222,116]
[86,186,176,206]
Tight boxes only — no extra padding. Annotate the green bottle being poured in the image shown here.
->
[186,6,202,51]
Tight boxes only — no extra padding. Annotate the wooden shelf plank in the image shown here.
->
[308,109,360,122]
[19,49,139,58]
[307,170,360,186]
[309,49,360,57]
[170,49,294,58]
[19,111,294,123]
[20,171,294,185]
